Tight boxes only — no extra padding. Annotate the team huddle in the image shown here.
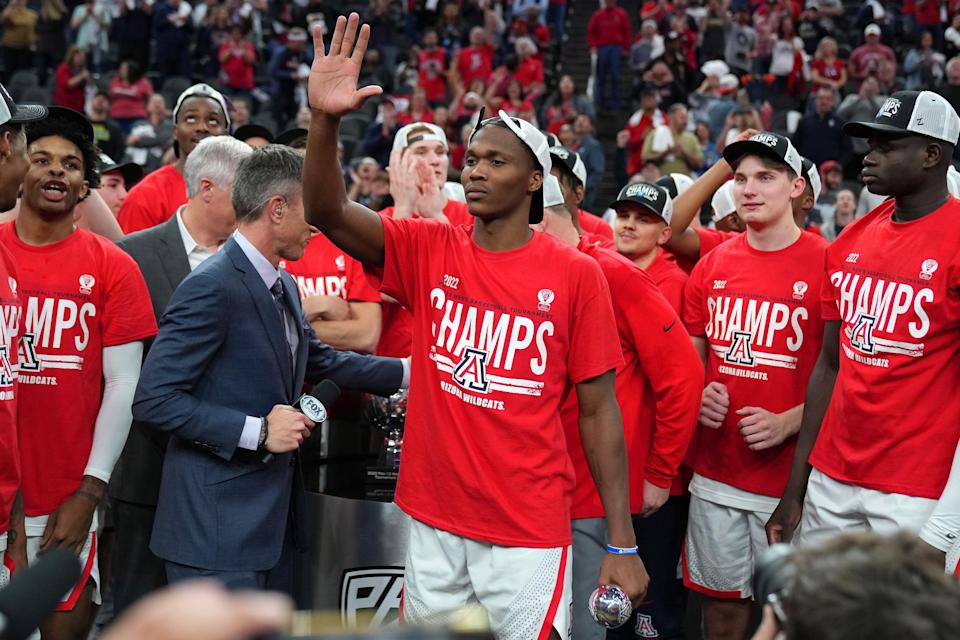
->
[0,10,959,640]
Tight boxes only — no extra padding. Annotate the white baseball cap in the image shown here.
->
[947,165,960,198]
[392,122,449,152]
[864,23,881,37]
[711,180,737,223]
[544,174,565,209]
[842,90,960,145]
[801,157,821,203]
[656,173,694,199]
[174,83,231,129]
[470,109,552,222]
[548,144,587,185]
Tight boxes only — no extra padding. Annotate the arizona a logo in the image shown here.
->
[0,346,12,387]
[724,331,755,367]
[635,613,660,638]
[453,347,490,393]
[850,313,877,354]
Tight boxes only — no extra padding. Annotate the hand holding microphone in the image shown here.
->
[261,380,341,462]
[263,405,314,454]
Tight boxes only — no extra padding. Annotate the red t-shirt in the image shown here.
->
[368,218,623,546]
[645,248,688,316]
[811,198,960,499]
[456,45,494,87]
[696,227,739,258]
[118,165,187,234]
[281,234,380,303]
[0,245,21,535]
[626,109,668,176]
[109,77,153,120]
[418,48,448,104]
[0,224,157,516]
[218,41,256,90]
[683,232,827,496]
[515,56,544,90]
[563,241,701,519]
[644,248,694,495]
[375,200,473,357]
[811,58,845,92]
[53,64,86,113]
[579,209,614,241]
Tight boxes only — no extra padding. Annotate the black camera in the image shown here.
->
[752,543,797,624]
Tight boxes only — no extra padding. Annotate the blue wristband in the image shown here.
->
[606,544,639,555]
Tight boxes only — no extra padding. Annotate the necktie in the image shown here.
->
[271,278,295,376]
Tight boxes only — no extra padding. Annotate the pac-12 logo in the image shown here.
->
[453,347,490,393]
[340,567,403,629]
[538,288,555,312]
[6,277,15,296]
[850,313,877,354]
[335,254,346,271]
[724,331,755,366]
[920,259,938,281]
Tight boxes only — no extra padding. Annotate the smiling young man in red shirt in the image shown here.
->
[1,107,156,640]
[766,91,960,566]
[303,15,647,639]
[682,132,827,640]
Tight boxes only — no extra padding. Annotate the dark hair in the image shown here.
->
[784,533,960,640]
[122,59,143,84]
[232,145,304,222]
[554,162,581,191]
[26,114,100,188]
[94,91,110,102]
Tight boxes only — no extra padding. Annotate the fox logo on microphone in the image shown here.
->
[299,394,327,422]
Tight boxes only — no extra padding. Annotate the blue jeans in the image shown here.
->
[595,45,622,111]
[546,3,566,43]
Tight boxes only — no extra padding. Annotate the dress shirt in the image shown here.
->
[175,207,217,272]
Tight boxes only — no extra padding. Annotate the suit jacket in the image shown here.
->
[133,237,403,572]
[110,215,190,506]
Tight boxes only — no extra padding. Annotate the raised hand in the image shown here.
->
[308,13,383,118]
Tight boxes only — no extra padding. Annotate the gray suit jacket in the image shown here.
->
[110,215,190,506]
[133,237,404,571]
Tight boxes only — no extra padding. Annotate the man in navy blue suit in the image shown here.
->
[132,145,406,591]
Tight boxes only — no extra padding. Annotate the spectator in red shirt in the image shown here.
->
[109,60,153,135]
[397,87,435,126]
[514,37,545,99]
[542,74,595,134]
[451,27,494,92]
[588,0,632,112]
[499,78,534,118]
[53,45,91,112]
[218,23,256,100]
[509,5,551,56]
[623,83,669,175]
[849,24,897,82]
[810,36,847,94]
[417,29,449,106]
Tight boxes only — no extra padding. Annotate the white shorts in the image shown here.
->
[26,532,101,611]
[682,494,772,599]
[402,518,572,640]
[798,469,938,547]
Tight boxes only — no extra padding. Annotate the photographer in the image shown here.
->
[751,532,960,640]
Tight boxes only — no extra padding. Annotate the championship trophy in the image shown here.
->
[365,389,408,499]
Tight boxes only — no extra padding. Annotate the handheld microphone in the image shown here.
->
[0,548,82,640]
[262,380,341,463]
